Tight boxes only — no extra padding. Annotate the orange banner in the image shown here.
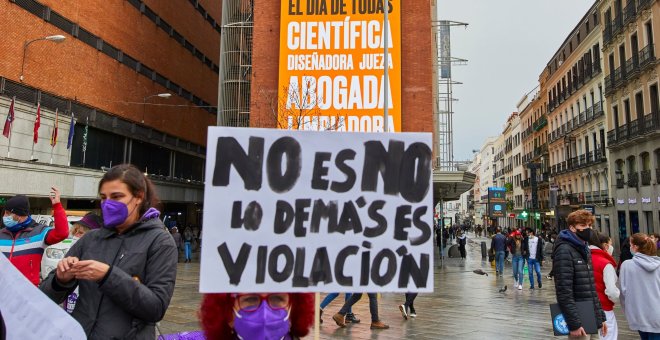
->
[278,0,401,132]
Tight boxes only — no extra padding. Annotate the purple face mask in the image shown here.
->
[233,301,290,340]
[101,199,132,229]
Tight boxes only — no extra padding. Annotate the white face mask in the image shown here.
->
[607,245,614,255]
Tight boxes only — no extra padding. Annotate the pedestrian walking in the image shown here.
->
[619,233,660,339]
[587,232,619,340]
[332,293,389,329]
[457,230,467,260]
[0,187,69,285]
[40,164,178,340]
[523,229,544,289]
[398,293,418,320]
[491,227,507,276]
[320,293,359,324]
[171,227,183,262]
[552,209,607,339]
[199,293,314,339]
[510,230,525,290]
[183,226,194,262]
[650,233,660,257]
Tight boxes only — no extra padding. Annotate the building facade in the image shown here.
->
[0,0,219,224]
[520,85,550,231]
[478,136,497,226]
[601,0,660,246]
[546,3,611,233]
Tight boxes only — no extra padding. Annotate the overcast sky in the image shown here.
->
[437,0,597,161]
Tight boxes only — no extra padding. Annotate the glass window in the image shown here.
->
[131,140,171,176]
[70,125,125,170]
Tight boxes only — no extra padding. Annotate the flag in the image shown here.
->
[50,108,58,147]
[82,116,88,153]
[33,102,41,144]
[2,97,15,138]
[66,113,75,149]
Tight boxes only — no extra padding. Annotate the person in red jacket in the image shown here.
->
[0,187,69,285]
[588,231,619,340]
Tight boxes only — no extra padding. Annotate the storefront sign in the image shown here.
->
[617,199,625,205]
[641,197,651,204]
[628,198,637,204]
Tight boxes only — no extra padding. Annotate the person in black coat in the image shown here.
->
[552,210,607,338]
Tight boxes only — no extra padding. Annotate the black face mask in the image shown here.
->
[575,228,592,242]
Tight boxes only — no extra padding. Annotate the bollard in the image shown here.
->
[480,241,487,259]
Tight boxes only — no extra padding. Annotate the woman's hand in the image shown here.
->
[49,186,61,205]
[56,256,80,283]
[71,260,110,282]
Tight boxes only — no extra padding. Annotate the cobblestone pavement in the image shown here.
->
[160,236,639,339]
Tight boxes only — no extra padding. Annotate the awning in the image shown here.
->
[432,170,476,202]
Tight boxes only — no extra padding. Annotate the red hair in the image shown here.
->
[199,293,315,339]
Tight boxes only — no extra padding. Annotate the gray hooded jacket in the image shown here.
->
[40,217,178,340]
[620,252,660,333]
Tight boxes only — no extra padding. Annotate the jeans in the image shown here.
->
[404,293,417,309]
[321,293,351,313]
[495,251,505,274]
[184,242,192,260]
[527,258,542,287]
[339,293,379,322]
[639,331,660,340]
[512,255,524,285]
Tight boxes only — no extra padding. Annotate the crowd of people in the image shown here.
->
[1,165,659,339]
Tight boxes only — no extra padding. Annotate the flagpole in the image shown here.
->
[82,116,88,166]
[6,96,15,158]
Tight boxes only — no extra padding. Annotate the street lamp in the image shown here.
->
[20,35,66,82]
[142,93,172,123]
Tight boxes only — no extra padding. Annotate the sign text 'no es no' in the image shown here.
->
[200,127,434,293]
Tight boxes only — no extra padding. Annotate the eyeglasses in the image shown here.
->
[237,293,290,311]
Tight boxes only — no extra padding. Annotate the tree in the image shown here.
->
[258,76,345,131]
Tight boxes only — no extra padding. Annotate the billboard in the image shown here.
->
[439,21,451,79]
[488,187,506,218]
[278,0,401,132]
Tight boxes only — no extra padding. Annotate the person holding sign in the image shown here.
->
[40,164,178,340]
[199,292,314,339]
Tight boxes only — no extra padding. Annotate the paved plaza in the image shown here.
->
[160,236,639,339]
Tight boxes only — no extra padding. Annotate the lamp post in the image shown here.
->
[142,93,172,123]
[20,35,66,82]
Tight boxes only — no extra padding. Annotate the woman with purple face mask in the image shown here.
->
[200,293,314,339]
[40,164,178,340]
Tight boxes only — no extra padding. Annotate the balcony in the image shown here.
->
[605,74,615,95]
[593,101,604,117]
[626,54,641,80]
[624,0,638,25]
[638,0,653,10]
[608,111,660,147]
[616,177,625,189]
[533,144,548,158]
[533,116,548,131]
[604,23,613,45]
[641,169,652,186]
[612,15,624,37]
[628,172,639,188]
[614,66,625,87]
[640,44,656,69]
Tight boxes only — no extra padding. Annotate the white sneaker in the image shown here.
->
[517,284,522,290]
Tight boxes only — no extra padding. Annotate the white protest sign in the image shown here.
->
[0,254,86,340]
[200,127,433,293]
